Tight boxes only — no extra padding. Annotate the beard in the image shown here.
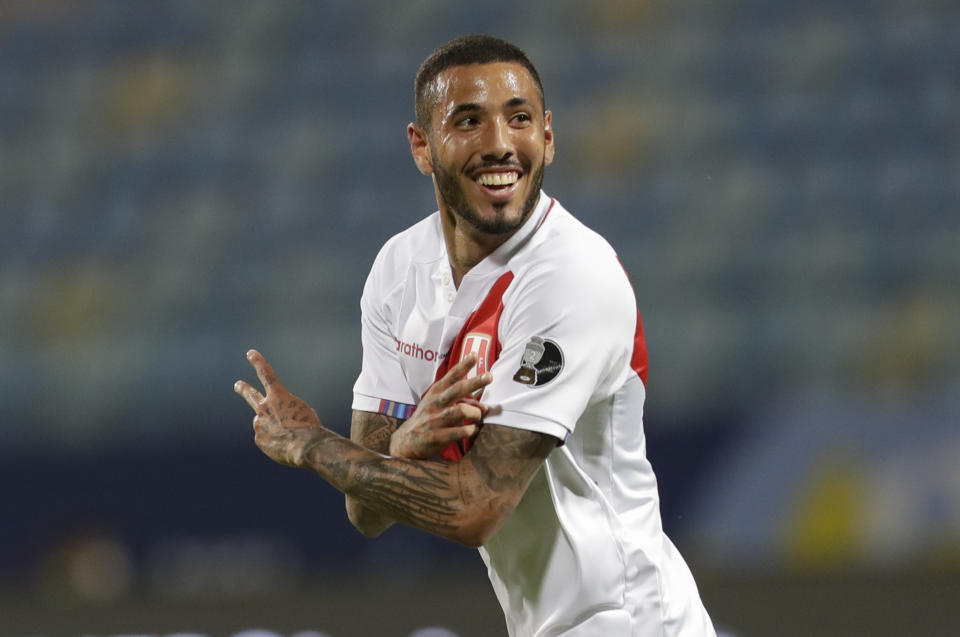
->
[432,154,545,236]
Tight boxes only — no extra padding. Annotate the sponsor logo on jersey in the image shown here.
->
[512,336,563,386]
[394,338,444,362]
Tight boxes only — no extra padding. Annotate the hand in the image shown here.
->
[234,349,323,467]
[389,354,500,459]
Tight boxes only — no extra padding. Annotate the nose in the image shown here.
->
[481,117,514,162]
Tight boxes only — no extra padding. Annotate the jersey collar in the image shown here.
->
[459,190,554,282]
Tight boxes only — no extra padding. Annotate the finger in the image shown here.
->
[436,371,492,406]
[459,397,502,418]
[433,423,478,445]
[234,380,265,411]
[420,354,480,404]
[247,349,281,393]
[441,371,491,404]
[459,403,482,422]
[436,354,477,389]
[482,403,503,417]
[441,402,482,425]
[462,370,493,394]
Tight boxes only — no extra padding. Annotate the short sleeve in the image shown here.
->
[352,249,419,414]
[483,256,637,441]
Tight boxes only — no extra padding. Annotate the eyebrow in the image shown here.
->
[505,96,533,109]
[446,96,536,121]
[447,102,483,120]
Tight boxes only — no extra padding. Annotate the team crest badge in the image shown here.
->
[512,336,563,386]
[461,332,491,380]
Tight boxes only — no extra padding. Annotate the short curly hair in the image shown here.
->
[414,34,545,129]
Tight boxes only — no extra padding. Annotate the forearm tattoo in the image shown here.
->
[313,420,555,542]
[305,431,462,537]
[469,423,555,493]
[345,410,401,533]
[350,410,400,453]
[351,457,461,537]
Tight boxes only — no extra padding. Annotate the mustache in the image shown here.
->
[468,158,530,175]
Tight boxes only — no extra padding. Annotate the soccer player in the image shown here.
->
[235,35,716,636]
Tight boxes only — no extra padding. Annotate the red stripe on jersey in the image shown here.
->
[431,271,515,462]
[616,257,649,386]
[631,309,649,385]
[533,197,556,232]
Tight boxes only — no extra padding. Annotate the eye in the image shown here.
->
[511,112,533,126]
[455,116,479,129]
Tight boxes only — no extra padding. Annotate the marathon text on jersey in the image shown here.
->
[394,338,445,362]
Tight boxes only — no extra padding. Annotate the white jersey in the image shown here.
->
[353,193,715,637]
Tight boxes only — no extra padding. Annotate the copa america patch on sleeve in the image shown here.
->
[512,336,563,386]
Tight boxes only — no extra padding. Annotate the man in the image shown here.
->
[235,35,716,636]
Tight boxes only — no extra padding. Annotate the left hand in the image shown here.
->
[388,354,499,459]
[234,349,323,467]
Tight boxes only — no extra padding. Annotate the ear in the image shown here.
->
[408,123,434,175]
[543,110,555,167]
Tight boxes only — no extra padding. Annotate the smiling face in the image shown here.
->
[409,62,555,237]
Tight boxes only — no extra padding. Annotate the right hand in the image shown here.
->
[234,349,326,468]
[389,354,499,459]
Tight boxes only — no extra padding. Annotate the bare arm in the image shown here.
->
[306,420,553,546]
[345,354,501,537]
[235,349,554,547]
[345,409,400,537]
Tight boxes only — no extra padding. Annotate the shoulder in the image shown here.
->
[371,212,445,271]
[365,212,444,291]
[546,203,621,267]
[511,200,632,302]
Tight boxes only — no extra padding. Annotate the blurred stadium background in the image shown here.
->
[1,1,958,635]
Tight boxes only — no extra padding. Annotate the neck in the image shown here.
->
[440,207,514,287]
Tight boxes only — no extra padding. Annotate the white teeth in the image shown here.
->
[477,171,518,186]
